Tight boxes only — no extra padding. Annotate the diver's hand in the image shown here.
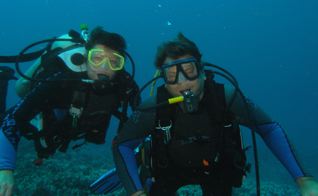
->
[131,190,147,196]
[0,170,13,196]
[297,176,318,196]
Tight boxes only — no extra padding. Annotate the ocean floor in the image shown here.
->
[13,139,300,196]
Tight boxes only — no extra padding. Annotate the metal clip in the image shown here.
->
[156,120,172,144]
[69,105,83,128]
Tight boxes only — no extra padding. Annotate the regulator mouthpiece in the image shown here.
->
[180,89,199,113]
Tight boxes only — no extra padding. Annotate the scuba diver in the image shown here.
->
[111,33,318,196]
[0,66,16,119]
[0,26,140,195]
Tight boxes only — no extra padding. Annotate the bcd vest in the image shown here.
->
[150,79,250,187]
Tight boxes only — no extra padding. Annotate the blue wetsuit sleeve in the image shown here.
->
[0,129,16,170]
[255,122,305,179]
[224,84,306,180]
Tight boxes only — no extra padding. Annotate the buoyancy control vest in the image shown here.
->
[21,38,136,158]
[150,79,250,187]
[32,74,131,159]
[31,67,139,158]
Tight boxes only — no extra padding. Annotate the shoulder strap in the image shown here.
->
[69,83,89,129]
[204,74,228,123]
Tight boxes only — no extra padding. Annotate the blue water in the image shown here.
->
[1,0,318,194]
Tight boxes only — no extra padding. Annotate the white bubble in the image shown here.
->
[167,21,172,26]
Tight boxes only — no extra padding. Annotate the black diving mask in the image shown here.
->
[161,57,201,84]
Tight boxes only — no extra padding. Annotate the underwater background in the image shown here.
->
[1,0,317,195]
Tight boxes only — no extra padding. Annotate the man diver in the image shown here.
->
[0,26,140,195]
[112,33,318,196]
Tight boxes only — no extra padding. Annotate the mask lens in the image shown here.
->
[181,61,198,79]
[163,66,178,84]
[88,49,106,67]
[108,52,125,71]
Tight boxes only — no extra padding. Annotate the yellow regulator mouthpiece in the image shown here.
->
[168,96,184,104]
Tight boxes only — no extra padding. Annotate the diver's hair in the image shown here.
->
[155,33,202,68]
[86,26,126,56]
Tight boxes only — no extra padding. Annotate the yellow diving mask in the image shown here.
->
[88,48,125,71]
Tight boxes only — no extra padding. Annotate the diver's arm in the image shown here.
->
[112,98,156,195]
[0,128,17,196]
[0,130,16,170]
[0,128,15,196]
[0,71,65,196]
[224,84,306,180]
[224,84,272,125]
[0,71,64,170]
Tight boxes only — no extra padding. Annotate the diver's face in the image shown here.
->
[86,44,120,80]
[163,55,205,99]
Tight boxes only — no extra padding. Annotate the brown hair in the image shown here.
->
[155,33,202,68]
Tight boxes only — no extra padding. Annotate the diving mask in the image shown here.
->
[161,57,200,84]
[88,48,125,71]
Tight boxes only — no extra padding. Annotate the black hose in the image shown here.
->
[133,76,162,109]
[0,49,46,63]
[124,51,135,80]
[15,38,80,82]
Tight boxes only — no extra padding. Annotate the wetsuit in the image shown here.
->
[112,83,306,196]
[0,59,139,170]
